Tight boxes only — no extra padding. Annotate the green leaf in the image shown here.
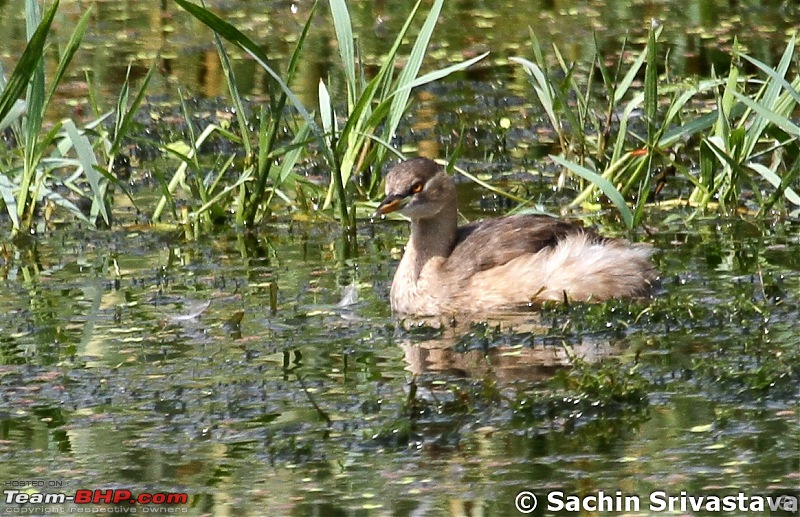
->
[614,37,648,105]
[212,24,252,159]
[173,0,329,166]
[509,57,559,133]
[62,119,109,225]
[318,78,335,144]
[275,124,312,185]
[0,173,20,229]
[110,60,156,156]
[13,0,61,230]
[328,0,356,107]
[384,0,444,144]
[0,100,26,133]
[644,23,659,144]
[748,162,800,207]
[45,5,92,108]
[740,31,795,158]
[732,91,800,137]
[737,35,800,106]
[41,185,92,224]
[399,52,489,93]
[551,155,634,228]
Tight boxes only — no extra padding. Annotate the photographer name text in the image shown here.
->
[546,490,797,513]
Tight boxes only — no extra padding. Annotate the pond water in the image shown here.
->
[1,193,798,515]
[1,0,799,516]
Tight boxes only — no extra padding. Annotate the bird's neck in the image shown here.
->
[407,204,458,278]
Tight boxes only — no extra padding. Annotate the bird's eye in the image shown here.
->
[410,182,423,194]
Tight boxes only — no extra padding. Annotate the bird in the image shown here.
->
[373,157,657,315]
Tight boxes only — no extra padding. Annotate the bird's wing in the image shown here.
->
[445,215,600,278]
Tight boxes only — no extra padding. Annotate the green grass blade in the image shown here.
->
[0,100,26,133]
[594,32,615,94]
[153,123,220,221]
[454,164,528,205]
[610,92,643,163]
[319,78,335,144]
[737,35,800,106]
[193,166,253,218]
[203,154,237,201]
[333,73,382,160]
[328,0,356,107]
[41,185,92,224]
[748,162,800,207]
[211,25,251,159]
[285,1,318,86]
[716,48,739,140]
[113,67,130,150]
[274,124,311,185]
[740,33,795,158]
[177,89,200,170]
[244,0,317,225]
[632,153,653,226]
[659,103,740,149]
[24,0,46,141]
[45,5,92,108]
[614,37,648,104]
[317,71,349,220]
[334,0,424,183]
[758,153,800,216]
[63,119,109,225]
[0,173,20,229]
[644,23,659,144]
[85,69,100,116]
[732,91,800,137]
[173,0,330,165]
[110,59,156,156]
[16,0,59,228]
[509,57,559,134]
[25,0,43,42]
[399,52,489,93]
[551,155,634,228]
[359,132,406,161]
[384,0,444,143]
[528,29,547,75]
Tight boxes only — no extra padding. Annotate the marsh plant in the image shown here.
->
[514,27,800,227]
[154,0,320,233]
[318,0,486,224]
[1,1,798,237]
[171,0,486,235]
[0,0,146,237]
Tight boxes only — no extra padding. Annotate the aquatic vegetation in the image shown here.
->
[1,1,796,238]
[320,0,486,226]
[0,0,102,235]
[155,0,319,231]
[173,0,485,234]
[692,35,800,216]
[0,0,153,237]
[514,26,800,227]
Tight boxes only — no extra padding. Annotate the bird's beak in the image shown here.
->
[373,194,407,217]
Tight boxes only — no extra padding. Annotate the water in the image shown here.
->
[1,198,797,515]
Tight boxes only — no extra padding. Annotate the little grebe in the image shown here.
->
[374,158,656,315]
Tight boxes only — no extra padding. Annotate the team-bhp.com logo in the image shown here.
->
[4,489,188,506]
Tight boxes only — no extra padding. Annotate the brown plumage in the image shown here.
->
[375,157,657,315]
